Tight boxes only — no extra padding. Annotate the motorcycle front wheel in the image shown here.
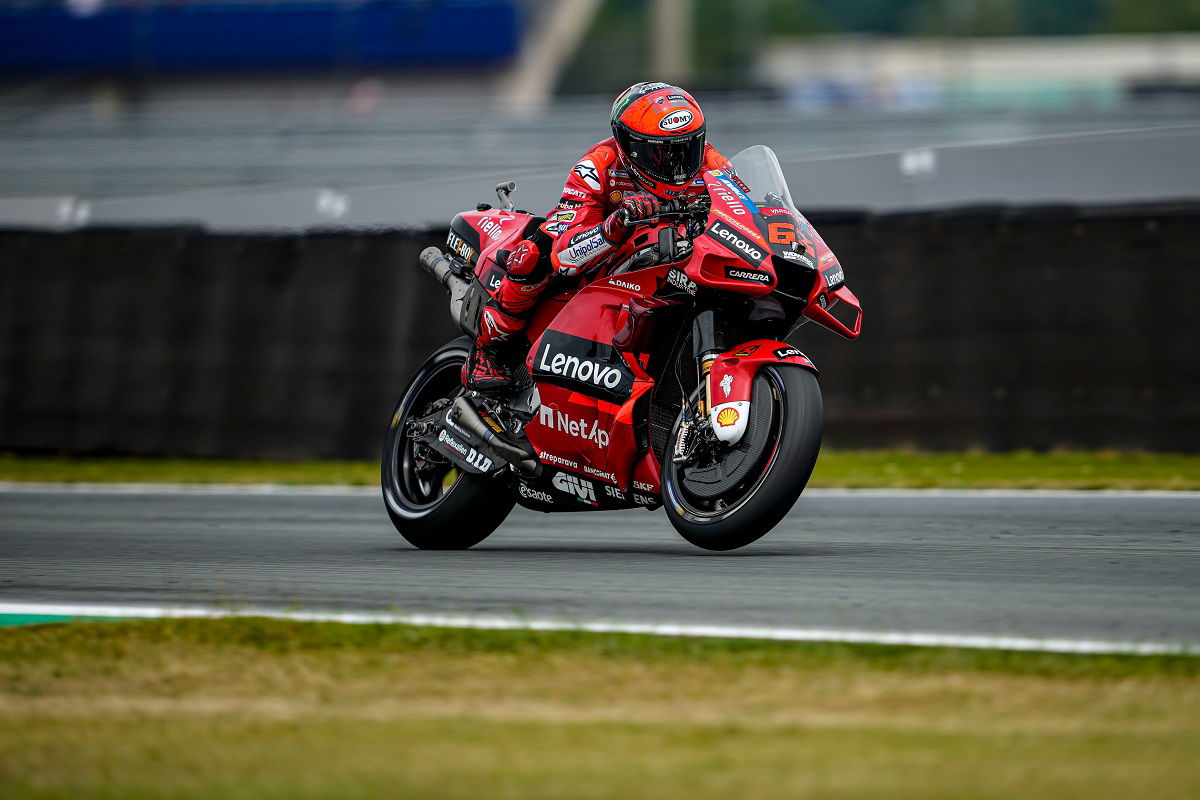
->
[662,366,823,551]
[381,337,515,549]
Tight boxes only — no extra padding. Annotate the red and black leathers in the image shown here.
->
[463,137,730,392]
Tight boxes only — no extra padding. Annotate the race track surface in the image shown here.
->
[2,487,1198,646]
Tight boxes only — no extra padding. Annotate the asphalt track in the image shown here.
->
[1,486,1198,648]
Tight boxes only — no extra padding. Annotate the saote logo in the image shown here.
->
[708,220,765,265]
[538,405,610,448]
[518,483,554,504]
[552,472,597,505]
[533,331,635,402]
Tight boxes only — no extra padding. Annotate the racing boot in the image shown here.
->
[463,303,525,394]
[462,237,551,394]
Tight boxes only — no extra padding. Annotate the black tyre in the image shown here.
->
[381,337,515,549]
[662,366,823,551]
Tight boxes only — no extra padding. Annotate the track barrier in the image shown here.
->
[1,200,1196,457]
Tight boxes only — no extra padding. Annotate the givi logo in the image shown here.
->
[552,472,597,505]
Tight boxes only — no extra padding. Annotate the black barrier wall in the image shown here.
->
[1,202,1197,458]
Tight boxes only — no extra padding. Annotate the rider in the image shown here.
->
[463,81,732,393]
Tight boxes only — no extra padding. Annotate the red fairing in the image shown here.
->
[682,171,778,297]
[708,340,818,406]
[523,268,671,493]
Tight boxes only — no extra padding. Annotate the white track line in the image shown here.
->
[0,602,1192,656]
[1,482,1196,499]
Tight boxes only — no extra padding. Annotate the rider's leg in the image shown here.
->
[463,234,552,392]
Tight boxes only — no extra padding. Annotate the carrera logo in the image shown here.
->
[716,407,740,427]
[666,268,696,296]
[538,405,611,448]
[572,159,602,191]
[774,347,803,360]
[708,220,766,265]
[659,110,694,131]
[532,331,635,402]
[518,483,554,504]
[725,266,773,285]
[552,472,597,505]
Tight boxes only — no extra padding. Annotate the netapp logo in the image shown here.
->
[708,220,765,265]
[552,472,597,505]
[538,405,610,448]
[725,266,773,285]
[532,331,635,401]
[518,483,554,504]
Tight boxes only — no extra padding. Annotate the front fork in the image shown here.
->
[673,310,722,465]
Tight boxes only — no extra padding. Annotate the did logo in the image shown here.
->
[552,472,597,505]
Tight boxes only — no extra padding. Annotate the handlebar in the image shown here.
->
[621,195,710,227]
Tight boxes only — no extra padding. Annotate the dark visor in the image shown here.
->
[617,128,706,186]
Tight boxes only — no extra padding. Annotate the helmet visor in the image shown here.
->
[617,128,706,187]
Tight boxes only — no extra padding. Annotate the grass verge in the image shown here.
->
[2,450,1198,489]
[1,619,1198,799]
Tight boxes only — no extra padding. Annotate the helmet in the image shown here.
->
[610,82,706,200]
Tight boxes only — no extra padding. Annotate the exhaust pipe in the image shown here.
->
[418,247,486,337]
[450,397,540,476]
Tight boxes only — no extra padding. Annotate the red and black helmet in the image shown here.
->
[610,82,706,201]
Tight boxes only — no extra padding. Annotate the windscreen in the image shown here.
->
[727,145,800,217]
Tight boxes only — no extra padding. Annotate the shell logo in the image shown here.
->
[716,407,740,427]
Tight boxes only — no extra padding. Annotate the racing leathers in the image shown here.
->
[463,137,731,392]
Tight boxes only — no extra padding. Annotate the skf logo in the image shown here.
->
[716,407,740,427]
[552,472,597,505]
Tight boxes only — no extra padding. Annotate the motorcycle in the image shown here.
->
[382,145,861,551]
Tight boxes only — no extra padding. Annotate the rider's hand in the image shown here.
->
[602,192,660,242]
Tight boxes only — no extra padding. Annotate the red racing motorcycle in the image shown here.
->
[382,146,861,551]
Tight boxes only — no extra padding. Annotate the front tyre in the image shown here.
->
[663,366,823,551]
[381,337,515,549]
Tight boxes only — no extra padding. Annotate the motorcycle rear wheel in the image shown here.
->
[662,366,822,551]
[381,337,515,550]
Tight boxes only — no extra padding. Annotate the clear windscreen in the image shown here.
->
[727,145,800,217]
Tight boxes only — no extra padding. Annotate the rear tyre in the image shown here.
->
[662,366,822,551]
[381,338,515,549]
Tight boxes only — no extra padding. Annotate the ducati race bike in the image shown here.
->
[382,145,862,551]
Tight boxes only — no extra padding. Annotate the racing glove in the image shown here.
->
[601,193,660,243]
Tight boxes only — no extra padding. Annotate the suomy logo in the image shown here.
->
[659,109,694,131]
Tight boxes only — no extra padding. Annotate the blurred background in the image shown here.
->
[1,0,1197,458]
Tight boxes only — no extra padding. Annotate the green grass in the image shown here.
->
[1,619,1198,799]
[2,450,1198,489]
